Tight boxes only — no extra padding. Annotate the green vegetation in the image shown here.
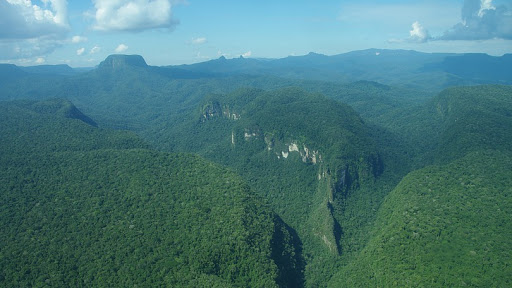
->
[432,85,512,163]
[0,99,302,287]
[330,150,512,287]
[1,54,511,287]
[329,85,512,287]
[148,87,382,286]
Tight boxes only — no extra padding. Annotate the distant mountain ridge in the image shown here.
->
[440,53,512,82]
[0,64,27,80]
[171,49,512,89]
[1,49,511,91]
[20,64,76,75]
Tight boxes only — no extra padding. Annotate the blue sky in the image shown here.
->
[1,0,511,66]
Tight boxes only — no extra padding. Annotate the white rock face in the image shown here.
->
[271,140,322,164]
[244,128,260,140]
[222,106,240,120]
[264,134,274,151]
[288,143,299,152]
[244,132,258,140]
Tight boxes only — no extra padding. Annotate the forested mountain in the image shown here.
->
[330,150,512,287]
[329,85,512,287]
[0,99,302,287]
[431,85,512,162]
[0,52,511,287]
[0,64,27,82]
[147,87,385,284]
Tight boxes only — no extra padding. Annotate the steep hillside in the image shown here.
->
[98,54,148,70]
[0,99,144,156]
[358,85,512,169]
[0,99,302,287]
[158,87,381,224]
[329,84,512,287]
[330,150,512,287]
[147,87,383,285]
[432,85,512,163]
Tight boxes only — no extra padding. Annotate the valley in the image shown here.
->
[1,50,511,287]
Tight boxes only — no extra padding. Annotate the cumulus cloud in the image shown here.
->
[76,47,85,56]
[72,35,88,43]
[35,57,45,64]
[439,0,512,40]
[92,0,179,32]
[409,21,431,43]
[399,0,512,43]
[0,0,69,60]
[90,45,101,54]
[0,37,63,60]
[242,51,252,58]
[115,43,129,53]
[479,0,496,17]
[191,37,207,45]
[0,0,69,39]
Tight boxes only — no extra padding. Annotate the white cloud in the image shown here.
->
[0,37,63,60]
[92,0,179,32]
[242,51,252,58]
[0,0,69,60]
[439,0,512,40]
[191,37,207,45]
[115,44,129,53]
[35,57,45,64]
[0,0,69,39]
[77,47,85,56]
[90,45,101,54]
[72,36,88,43]
[409,21,431,43]
[479,0,496,17]
[397,0,512,44]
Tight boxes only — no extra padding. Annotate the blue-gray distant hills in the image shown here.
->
[2,49,511,90]
[173,49,512,89]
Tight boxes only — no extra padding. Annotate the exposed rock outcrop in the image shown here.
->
[98,54,148,71]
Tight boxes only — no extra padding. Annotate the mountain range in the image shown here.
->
[3,49,511,89]
[1,50,511,287]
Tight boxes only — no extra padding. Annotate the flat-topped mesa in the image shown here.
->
[98,54,148,70]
